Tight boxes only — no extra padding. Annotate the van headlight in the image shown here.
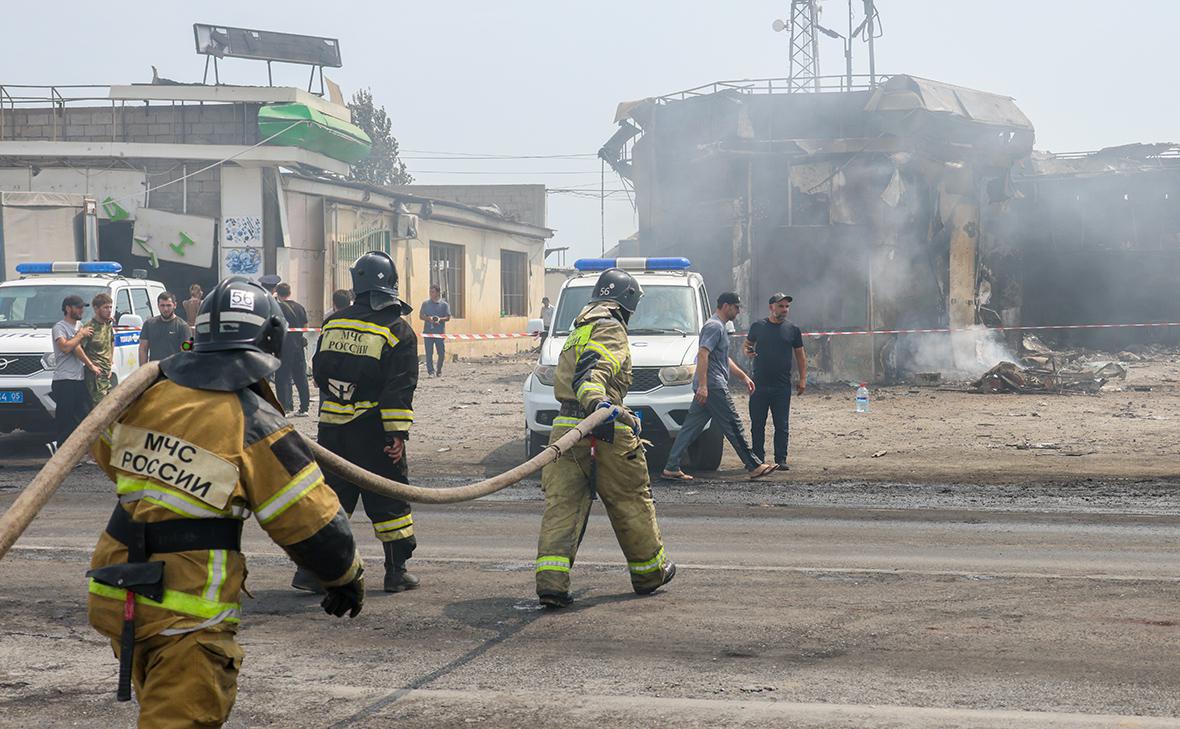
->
[532,364,556,386]
[40,353,57,371]
[659,364,695,386]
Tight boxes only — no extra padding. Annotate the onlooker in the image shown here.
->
[743,293,807,469]
[419,284,451,377]
[331,288,353,314]
[274,282,310,416]
[139,292,192,364]
[49,295,95,452]
[82,292,115,406]
[181,284,203,327]
[540,296,555,331]
[661,292,777,481]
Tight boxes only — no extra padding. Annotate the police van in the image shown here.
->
[523,257,724,471]
[0,262,166,434]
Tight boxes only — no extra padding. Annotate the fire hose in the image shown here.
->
[0,361,610,562]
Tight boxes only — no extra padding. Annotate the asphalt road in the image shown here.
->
[2,461,1179,728]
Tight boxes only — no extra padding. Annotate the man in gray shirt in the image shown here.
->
[661,292,777,481]
[139,291,192,364]
[50,294,96,452]
[419,284,451,377]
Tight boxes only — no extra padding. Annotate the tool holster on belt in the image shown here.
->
[559,401,615,443]
[86,507,242,701]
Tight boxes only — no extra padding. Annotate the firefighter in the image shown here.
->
[535,267,677,608]
[87,276,364,729]
[293,250,421,594]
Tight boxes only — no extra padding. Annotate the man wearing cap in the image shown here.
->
[661,292,777,481]
[743,293,807,469]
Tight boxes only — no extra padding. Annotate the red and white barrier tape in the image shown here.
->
[282,321,1180,340]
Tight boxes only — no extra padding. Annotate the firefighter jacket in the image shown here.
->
[88,350,362,641]
[553,302,633,414]
[313,300,418,437]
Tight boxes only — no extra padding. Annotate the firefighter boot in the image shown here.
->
[383,541,420,593]
[635,561,677,596]
[291,565,325,594]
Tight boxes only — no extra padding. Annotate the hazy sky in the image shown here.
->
[5,1,1176,261]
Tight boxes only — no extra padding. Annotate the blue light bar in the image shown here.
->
[573,257,692,272]
[15,261,123,275]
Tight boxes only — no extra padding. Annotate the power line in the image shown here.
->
[410,170,604,175]
[401,149,596,160]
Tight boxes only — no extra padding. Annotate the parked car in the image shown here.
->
[0,261,165,434]
[523,257,723,471]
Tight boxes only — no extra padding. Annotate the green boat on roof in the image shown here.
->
[257,103,372,164]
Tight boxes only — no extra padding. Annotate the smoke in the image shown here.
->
[900,326,1016,379]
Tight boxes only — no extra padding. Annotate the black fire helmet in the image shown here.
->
[193,276,287,359]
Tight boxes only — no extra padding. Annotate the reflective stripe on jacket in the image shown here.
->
[88,378,361,640]
[313,302,418,435]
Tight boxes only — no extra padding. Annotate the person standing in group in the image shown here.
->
[419,283,451,377]
[181,283,203,327]
[296,251,421,594]
[274,282,310,417]
[661,292,778,481]
[87,276,364,729]
[540,296,555,332]
[535,268,676,608]
[743,293,807,470]
[138,292,192,364]
[48,295,96,453]
[331,288,353,315]
[82,292,115,406]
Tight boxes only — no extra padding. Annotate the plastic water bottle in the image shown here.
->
[855,383,870,413]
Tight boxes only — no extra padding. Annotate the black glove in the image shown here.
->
[321,569,365,618]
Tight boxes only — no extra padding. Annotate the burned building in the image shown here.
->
[600,75,1035,381]
[1004,144,1180,351]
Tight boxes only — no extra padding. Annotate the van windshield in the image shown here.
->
[0,285,105,328]
[552,284,699,336]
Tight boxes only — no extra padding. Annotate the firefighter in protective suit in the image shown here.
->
[293,250,420,594]
[535,267,677,608]
[87,276,365,729]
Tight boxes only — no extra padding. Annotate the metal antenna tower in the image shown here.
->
[787,0,821,92]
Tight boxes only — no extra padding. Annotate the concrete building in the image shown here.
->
[0,83,552,356]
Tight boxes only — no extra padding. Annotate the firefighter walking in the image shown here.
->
[294,250,421,594]
[87,276,365,728]
[535,267,676,608]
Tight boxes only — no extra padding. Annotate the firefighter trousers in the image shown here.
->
[318,421,416,562]
[536,421,667,595]
[112,629,243,729]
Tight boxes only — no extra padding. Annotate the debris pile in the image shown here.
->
[971,335,1131,394]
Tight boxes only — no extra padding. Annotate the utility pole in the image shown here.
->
[864,0,877,87]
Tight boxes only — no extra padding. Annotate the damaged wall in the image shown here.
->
[606,75,1034,382]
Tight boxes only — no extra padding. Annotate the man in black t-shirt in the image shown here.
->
[743,292,807,468]
[138,292,192,364]
[274,282,311,416]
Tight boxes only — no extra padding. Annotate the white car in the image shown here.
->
[523,257,724,471]
[0,261,166,434]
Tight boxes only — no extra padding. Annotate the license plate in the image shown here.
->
[0,390,24,404]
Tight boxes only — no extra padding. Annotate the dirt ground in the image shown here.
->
[290,347,1180,486]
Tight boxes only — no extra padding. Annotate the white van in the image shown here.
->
[0,261,166,434]
[523,257,724,471]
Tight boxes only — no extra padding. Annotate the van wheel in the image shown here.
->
[684,422,723,472]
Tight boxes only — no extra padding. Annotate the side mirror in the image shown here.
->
[526,318,546,335]
[117,313,144,329]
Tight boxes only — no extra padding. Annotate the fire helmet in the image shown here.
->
[193,276,287,358]
[589,268,644,313]
[350,251,401,310]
